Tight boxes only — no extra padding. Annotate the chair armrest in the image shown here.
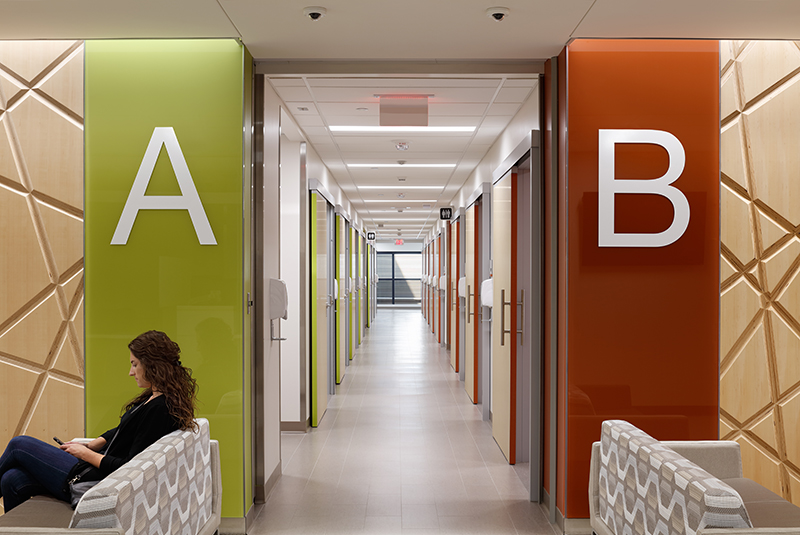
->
[662,440,743,479]
[700,530,800,534]
[588,442,615,535]
[0,530,122,534]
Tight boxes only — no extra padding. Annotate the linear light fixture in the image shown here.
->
[357,185,442,190]
[362,199,437,203]
[330,126,474,133]
[348,164,455,168]
[369,218,430,221]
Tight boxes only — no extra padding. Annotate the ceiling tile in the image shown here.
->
[495,86,534,103]
[487,102,522,115]
[274,86,313,101]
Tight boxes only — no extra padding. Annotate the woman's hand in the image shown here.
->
[61,443,104,468]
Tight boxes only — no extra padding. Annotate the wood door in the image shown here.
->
[450,221,459,372]
[492,172,516,463]
[465,204,478,403]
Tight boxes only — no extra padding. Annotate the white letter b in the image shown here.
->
[598,129,690,248]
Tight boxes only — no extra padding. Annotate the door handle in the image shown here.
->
[467,284,473,323]
[451,287,456,310]
[516,289,524,346]
[500,288,512,346]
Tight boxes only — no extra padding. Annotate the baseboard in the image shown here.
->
[281,420,309,432]
[563,518,592,535]
[244,502,261,532]
[256,461,282,503]
[219,516,246,535]
[254,455,283,505]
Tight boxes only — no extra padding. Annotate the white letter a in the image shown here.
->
[111,127,217,245]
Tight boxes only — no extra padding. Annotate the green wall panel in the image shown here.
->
[85,39,247,518]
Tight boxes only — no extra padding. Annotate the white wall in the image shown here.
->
[453,82,540,225]
[279,137,303,423]
[262,81,283,489]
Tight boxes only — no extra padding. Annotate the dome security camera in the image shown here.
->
[486,7,509,21]
[303,6,327,20]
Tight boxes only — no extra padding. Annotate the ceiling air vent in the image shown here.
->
[379,95,429,127]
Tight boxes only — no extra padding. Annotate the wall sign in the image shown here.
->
[111,127,217,245]
[597,129,690,247]
[439,207,453,220]
[367,231,376,241]
[85,39,248,518]
[562,39,719,519]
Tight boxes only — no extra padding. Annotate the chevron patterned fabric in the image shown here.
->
[68,418,213,535]
[598,420,752,535]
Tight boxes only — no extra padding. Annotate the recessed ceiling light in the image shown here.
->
[329,126,474,133]
[348,164,455,168]
[356,107,368,111]
[398,177,406,182]
[423,204,431,208]
[297,106,309,112]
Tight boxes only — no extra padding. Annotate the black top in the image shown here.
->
[70,395,180,483]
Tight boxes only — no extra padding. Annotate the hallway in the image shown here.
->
[250,307,554,534]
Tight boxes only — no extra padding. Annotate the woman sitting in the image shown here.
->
[0,330,197,512]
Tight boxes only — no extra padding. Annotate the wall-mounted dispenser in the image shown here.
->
[480,278,493,308]
[269,278,288,341]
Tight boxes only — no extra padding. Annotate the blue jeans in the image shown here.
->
[0,436,79,512]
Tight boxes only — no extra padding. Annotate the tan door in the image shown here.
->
[465,204,478,403]
[450,221,459,372]
[492,172,515,463]
[311,193,329,427]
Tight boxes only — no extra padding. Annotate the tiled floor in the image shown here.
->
[249,307,556,535]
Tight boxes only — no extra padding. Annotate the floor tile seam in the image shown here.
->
[419,323,472,494]
[332,326,376,488]
[422,311,515,506]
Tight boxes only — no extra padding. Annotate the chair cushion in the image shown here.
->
[0,496,73,528]
[723,478,800,528]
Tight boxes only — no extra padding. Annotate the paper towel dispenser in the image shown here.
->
[480,278,493,308]
[269,278,288,320]
[458,277,467,298]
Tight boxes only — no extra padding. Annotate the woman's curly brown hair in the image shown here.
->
[125,330,198,431]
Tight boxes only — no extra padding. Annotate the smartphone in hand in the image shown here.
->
[53,437,64,446]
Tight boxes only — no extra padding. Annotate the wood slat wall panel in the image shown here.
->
[720,39,800,504]
[0,41,84,462]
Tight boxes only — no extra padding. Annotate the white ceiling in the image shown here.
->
[269,76,536,241]
[3,0,800,58]
[4,0,800,241]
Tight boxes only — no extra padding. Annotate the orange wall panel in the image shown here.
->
[564,40,720,518]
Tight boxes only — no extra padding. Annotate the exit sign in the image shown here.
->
[395,239,404,245]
